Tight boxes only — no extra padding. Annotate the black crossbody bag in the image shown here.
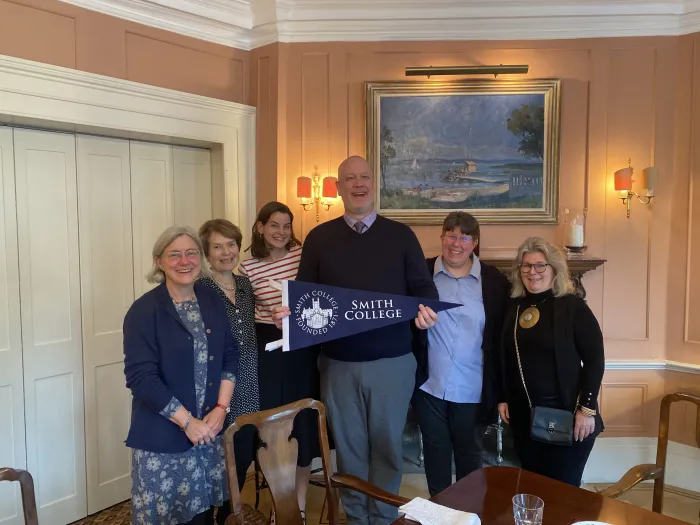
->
[513,304,574,447]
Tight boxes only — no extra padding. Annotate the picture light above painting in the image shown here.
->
[366,79,562,225]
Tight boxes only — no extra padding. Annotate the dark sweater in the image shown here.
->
[499,290,606,432]
[296,215,438,362]
[505,289,560,407]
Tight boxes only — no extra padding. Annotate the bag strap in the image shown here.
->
[513,304,579,414]
[513,304,533,409]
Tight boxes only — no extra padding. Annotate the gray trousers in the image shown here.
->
[319,353,416,525]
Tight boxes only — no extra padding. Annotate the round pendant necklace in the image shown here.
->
[518,296,550,329]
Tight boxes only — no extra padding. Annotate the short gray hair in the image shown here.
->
[146,225,208,284]
[509,236,574,298]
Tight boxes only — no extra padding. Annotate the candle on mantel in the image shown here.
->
[567,223,585,248]
[563,207,587,254]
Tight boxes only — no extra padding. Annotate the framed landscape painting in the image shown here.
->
[366,78,561,224]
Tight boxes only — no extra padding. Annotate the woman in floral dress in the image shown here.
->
[124,226,239,525]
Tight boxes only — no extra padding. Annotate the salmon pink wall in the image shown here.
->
[0,0,698,443]
[0,0,249,103]
[252,38,700,441]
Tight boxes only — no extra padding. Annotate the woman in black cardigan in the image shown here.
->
[497,236,605,487]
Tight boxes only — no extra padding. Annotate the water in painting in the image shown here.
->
[378,93,546,210]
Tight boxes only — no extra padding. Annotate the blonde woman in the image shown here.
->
[497,237,604,487]
[124,226,239,525]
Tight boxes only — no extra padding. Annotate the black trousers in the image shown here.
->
[412,389,484,496]
[512,429,596,487]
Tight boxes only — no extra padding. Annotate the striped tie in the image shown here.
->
[354,221,367,234]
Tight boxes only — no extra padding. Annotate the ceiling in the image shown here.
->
[57,0,700,50]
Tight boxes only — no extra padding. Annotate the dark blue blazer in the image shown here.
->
[123,281,239,453]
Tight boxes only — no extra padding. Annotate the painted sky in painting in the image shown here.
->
[380,93,544,161]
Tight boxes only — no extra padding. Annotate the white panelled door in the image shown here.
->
[129,141,174,298]
[173,145,213,230]
[76,135,134,514]
[0,127,214,521]
[13,129,87,525]
[0,128,26,525]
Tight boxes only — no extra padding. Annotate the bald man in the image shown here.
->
[294,156,438,525]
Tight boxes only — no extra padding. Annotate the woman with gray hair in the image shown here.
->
[123,225,239,525]
[497,236,605,487]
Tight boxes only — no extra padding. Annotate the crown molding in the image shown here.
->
[251,22,280,49]
[58,0,253,49]
[55,0,700,51]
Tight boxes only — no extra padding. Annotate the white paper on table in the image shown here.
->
[399,498,481,525]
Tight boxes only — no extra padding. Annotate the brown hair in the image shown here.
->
[247,201,301,259]
[198,219,243,257]
[442,211,480,257]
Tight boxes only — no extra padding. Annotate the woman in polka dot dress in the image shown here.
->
[197,219,260,524]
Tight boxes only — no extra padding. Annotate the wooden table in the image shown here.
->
[395,467,687,525]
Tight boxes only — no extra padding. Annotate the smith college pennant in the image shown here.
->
[276,280,461,352]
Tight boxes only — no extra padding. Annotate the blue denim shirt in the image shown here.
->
[420,255,486,403]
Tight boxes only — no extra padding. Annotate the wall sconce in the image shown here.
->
[405,64,529,78]
[297,165,337,222]
[613,159,658,219]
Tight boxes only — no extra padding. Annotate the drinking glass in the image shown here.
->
[512,494,544,525]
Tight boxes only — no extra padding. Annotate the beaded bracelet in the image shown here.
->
[181,412,192,431]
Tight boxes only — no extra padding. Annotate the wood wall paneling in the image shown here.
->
[0,0,249,104]
[0,0,75,68]
[602,47,655,342]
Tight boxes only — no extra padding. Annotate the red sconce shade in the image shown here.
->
[322,177,338,198]
[613,167,633,191]
[297,176,312,198]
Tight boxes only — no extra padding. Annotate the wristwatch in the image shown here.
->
[215,403,230,414]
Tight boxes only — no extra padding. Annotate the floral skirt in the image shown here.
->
[130,438,228,525]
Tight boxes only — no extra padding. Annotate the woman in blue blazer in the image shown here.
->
[124,226,239,525]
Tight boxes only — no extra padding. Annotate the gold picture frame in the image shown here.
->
[366,78,562,225]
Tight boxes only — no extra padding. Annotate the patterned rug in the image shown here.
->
[70,501,131,525]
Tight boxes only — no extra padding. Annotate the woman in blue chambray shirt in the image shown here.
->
[123,226,239,525]
[412,212,510,497]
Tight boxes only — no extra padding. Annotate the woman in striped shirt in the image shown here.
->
[239,201,320,521]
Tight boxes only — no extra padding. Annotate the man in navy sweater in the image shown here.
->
[276,155,439,525]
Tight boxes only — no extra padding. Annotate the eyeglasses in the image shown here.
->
[165,249,201,261]
[519,262,550,274]
[444,234,473,244]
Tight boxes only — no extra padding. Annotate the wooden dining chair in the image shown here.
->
[222,399,410,525]
[599,391,700,522]
[0,468,39,525]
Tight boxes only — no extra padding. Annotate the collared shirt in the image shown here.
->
[343,210,377,233]
[420,255,486,403]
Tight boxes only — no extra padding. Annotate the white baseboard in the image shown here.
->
[583,438,700,493]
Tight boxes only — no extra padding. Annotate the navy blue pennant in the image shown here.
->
[281,280,461,352]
